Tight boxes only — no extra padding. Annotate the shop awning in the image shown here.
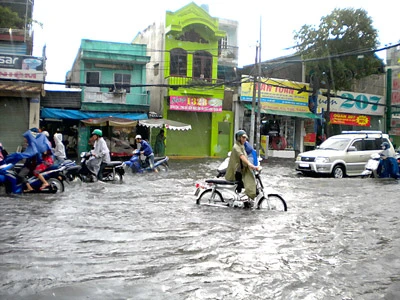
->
[41,107,148,121]
[138,118,192,131]
[244,104,321,119]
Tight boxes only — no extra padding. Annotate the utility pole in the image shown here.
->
[256,17,262,158]
[249,42,259,147]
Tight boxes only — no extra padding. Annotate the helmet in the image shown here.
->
[135,135,142,140]
[381,142,390,150]
[235,130,248,142]
[92,129,103,137]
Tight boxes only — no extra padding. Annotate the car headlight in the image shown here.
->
[315,157,330,163]
[296,156,301,161]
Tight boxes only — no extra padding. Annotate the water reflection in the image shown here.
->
[1,158,400,299]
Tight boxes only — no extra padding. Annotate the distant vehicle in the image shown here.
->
[295,131,395,178]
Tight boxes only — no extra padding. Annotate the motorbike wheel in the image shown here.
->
[257,194,287,211]
[197,189,224,205]
[48,178,65,193]
[113,172,124,184]
[155,164,169,172]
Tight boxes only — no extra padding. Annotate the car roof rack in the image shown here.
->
[341,130,383,139]
[341,130,383,134]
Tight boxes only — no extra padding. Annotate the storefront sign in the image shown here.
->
[330,112,371,127]
[170,96,222,112]
[304,133,316,146]
[241,77,310,113]
[318,90,385,116]
[0,68,45,81]
[0,55,44,70]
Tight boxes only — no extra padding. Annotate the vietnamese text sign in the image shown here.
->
[330,112,371,127]
[240,77,310,113]
[170,96,222,112]
[318,90,385,116]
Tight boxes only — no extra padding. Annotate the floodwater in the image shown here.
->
[1,158,400,300]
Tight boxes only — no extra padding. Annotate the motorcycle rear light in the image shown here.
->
[195,183,200,189]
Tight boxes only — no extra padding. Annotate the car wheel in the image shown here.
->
[332,165,345,178]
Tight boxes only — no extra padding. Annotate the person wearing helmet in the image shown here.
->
[225,130,259,202]
[135,135,156,172]
[87,129,111,180]
[377,141,400,178]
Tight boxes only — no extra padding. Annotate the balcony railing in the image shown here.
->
[218,45,238,62]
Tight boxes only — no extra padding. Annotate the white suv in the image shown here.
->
[295,131,395,178]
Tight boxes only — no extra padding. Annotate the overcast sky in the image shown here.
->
[31,0,399,87]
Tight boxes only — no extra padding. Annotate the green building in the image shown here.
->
[133,3,238,158]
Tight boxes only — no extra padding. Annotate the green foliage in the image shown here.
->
[294,8,383,91]
[0,6,24,29]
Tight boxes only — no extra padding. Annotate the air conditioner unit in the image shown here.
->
[113,88,126,94]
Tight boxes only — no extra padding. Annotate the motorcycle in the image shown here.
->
[79,152,125,183]
[59,159,82,183]
[194,153,287,211]
[123,150,169,173]
[361,152,400,179]
[0,162,66,194]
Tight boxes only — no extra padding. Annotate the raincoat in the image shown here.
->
[53,133,66,163]
[225,141,257,199]
[87,137,110,176]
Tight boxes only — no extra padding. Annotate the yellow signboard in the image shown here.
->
[241,77,310,113]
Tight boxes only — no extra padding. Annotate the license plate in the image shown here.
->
[194,188,200,196]
[299,163,309,168]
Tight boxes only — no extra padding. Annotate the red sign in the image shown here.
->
[330,112,371,127]
[170,96,222,112]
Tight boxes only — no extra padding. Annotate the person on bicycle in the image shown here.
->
[225,130,259,201]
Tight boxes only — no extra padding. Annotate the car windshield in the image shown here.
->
[319,138,351,151]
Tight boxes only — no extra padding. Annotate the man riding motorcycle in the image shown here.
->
[377,142,400,179]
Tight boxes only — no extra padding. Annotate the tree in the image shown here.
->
[0,6,24,29]
[294,8,383,91]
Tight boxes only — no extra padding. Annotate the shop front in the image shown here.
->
[316,90,386,138]
[241,77,320,158]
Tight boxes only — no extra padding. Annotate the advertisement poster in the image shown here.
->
[240,77,310,113]
[330,112,371,127]
[170,96,222,112]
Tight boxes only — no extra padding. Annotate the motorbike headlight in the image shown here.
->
[315,157,330,163]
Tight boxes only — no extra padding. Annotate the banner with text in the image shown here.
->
[318,90,385,116]
[240,77,310,113]
[330,112,371,127]
[170,96,222,112]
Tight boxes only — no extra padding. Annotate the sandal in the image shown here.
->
[40,184,50,190]
[24,189,34,193]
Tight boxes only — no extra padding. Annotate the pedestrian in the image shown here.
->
[154,129,166,157]
[24,149,54,192]
[53,133,66,164]
[135,135,156,171]
[225,130,259,203]
[86,129,111,180]
[0,142,8,165]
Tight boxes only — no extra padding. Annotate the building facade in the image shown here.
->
[0,0,45,152]
[133,3,238,157]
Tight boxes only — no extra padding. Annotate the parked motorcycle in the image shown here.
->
[123,150,169,173]
[0,162,66,194]
[361,152,400,179]
[79,152,124,183]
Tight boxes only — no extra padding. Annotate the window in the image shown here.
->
[154,63,159,76]
[193,51,212,80]
[114,73,131,93]
[86,71,100,86]
[170,48,187,76]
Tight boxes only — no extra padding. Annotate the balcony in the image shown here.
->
[218,45,238,66]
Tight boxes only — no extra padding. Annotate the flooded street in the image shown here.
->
[1,158,400,299]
